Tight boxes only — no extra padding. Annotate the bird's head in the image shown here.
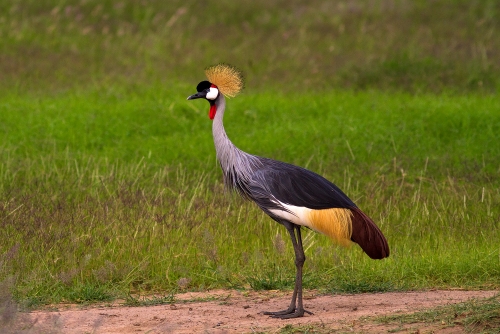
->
[187,63,244,120]
[187,80,220,119]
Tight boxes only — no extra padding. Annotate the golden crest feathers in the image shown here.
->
[205,64,244,98]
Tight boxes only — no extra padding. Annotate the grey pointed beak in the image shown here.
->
[187,91,206,100]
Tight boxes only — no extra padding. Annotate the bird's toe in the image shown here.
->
[263,308,312,319]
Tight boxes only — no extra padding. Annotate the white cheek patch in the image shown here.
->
[206,87,219,100]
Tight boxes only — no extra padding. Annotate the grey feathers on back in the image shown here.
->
[212,94,355,212]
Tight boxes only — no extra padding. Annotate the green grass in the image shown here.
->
[0,88,499,306]
[0,0,499,316]
[273,295,500,333]
[375,294,500,333]
[125,293,175,307]
[278,323,332,334]
[0,0,499,93]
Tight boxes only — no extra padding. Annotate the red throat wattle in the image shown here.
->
[209,83,218,120]
[209,104,216,120]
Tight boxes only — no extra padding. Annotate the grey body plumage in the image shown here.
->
[212,94,356,219]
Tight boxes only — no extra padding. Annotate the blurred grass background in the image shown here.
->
[0,0,499,310]
[1,0,499,93]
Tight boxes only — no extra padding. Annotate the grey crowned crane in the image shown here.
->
[187,64,389,319]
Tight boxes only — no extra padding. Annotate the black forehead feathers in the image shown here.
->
[196,81,212,92]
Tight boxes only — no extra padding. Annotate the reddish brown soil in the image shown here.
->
[11,290,499,333]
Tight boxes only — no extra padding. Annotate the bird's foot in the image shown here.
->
[263,308,313,319]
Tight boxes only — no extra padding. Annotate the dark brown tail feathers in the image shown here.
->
[350,207,389,259]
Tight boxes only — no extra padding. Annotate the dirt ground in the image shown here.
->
[9,289,499,333]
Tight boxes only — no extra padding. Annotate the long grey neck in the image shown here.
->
[212,95,261,195]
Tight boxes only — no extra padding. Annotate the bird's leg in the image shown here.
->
[292,225,313,317]
[264,225,312,319]
[263,225,297,316]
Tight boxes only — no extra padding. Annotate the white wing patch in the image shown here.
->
[269,200,313,229]
[269,201,353,245]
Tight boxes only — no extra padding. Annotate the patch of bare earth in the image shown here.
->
[10,290,499,333]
